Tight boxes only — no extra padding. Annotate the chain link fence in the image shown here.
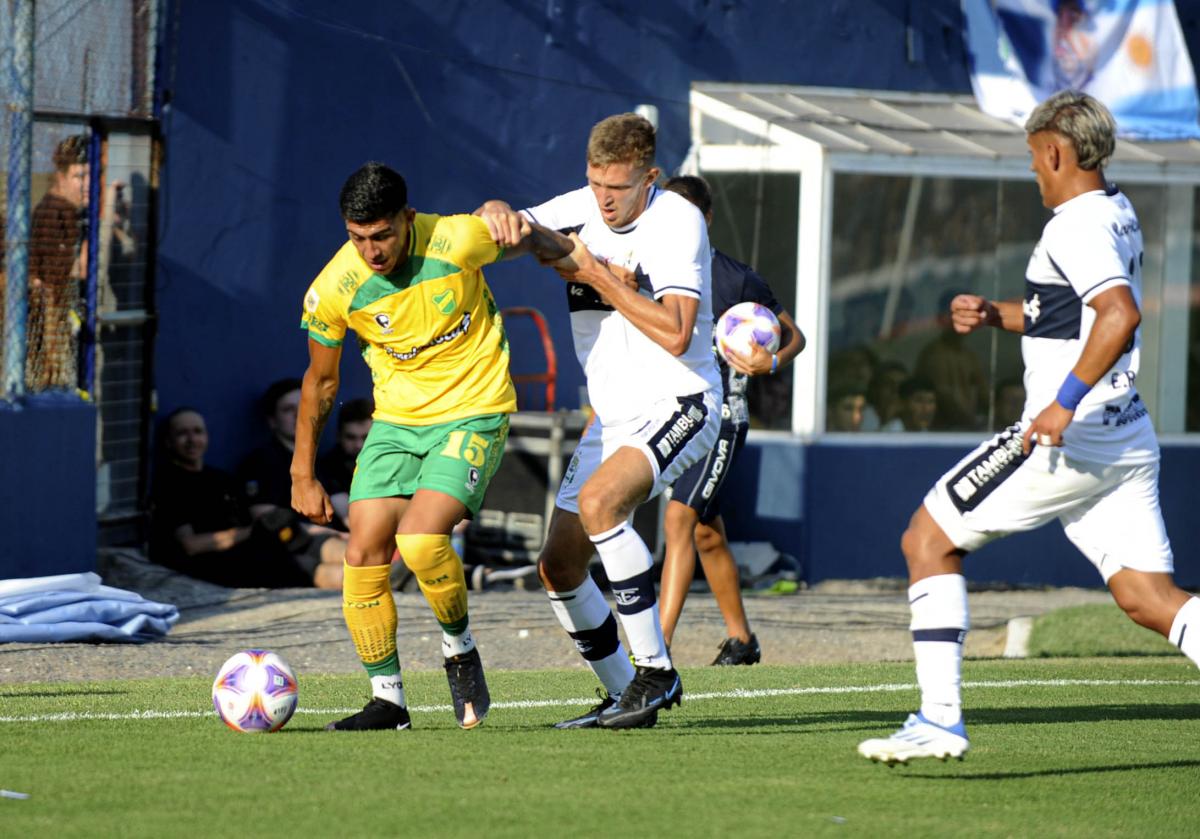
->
[3,0,159,530]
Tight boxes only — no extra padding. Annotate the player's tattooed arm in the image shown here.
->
[312,395,334,441]
[291,338,341,525]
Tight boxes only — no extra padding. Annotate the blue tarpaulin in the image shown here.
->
[0,572,179,643]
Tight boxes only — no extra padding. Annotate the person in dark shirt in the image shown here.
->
[316,397,373,531]
[150,408,336,588]
[237,378,347,587]
[657,175,806,665]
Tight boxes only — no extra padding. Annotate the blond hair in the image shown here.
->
[1025,90,1116,171]
[586,113,656,169]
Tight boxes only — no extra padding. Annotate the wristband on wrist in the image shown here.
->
[770,353,779,375]
[1056,371,1090,410]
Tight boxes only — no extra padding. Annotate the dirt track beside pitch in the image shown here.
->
[0,555,1113,684]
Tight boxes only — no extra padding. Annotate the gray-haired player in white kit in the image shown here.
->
[859,90,1200,764]
[479,113,721,729]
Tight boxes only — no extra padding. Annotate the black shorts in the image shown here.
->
[668,416,747,524]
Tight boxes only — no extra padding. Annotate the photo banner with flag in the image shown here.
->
[962,0,1200,139]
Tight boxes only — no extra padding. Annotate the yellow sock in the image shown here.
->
[340,562,399,677]
[395,533,468,632]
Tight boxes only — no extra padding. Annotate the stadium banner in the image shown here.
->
[962,0,1200,139]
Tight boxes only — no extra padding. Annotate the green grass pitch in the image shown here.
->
[2,657,1198,837]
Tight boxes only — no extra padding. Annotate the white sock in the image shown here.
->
[590,521,671,670]
[547,576,635,696]
[1169,597,1200,668]
[370,673,406,708]
[442,626,477,658]
[909,573,969,728]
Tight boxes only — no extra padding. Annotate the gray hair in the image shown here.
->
[1024,90,1116,171]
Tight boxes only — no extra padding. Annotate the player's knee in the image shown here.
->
[694,521,723,554]
[1110,573,1176,636]
[394,533,450,572]
[664,504,697,539]
[900,511,945,577]
[575,487,610,534]
[344,542,389,568]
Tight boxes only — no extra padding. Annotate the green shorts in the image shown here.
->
[349,413,509,515]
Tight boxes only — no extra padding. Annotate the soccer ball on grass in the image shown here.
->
[212,650,299,733]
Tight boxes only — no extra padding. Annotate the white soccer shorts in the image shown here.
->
[924,426,1173,583]
[555,390,721,515]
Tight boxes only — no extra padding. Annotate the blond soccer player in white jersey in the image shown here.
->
[859,91,1200,765]
[291,162,574,733]
[478,113,723,730]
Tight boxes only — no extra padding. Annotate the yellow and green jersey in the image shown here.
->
[301,213,516,426]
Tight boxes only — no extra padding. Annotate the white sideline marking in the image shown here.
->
[0,678,1195,724]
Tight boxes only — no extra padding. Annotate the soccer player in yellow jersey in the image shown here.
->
[291,162,573,731]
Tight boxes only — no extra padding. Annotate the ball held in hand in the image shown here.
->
[715,302,781,363]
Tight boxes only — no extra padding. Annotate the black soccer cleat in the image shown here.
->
[711,633,761,666]
[444,647,491,729]
[553,688,658,730]
[325,696,412,731]
[596,666,682,729]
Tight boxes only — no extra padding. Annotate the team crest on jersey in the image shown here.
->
[374,312,393,334]
[304,288,320,313]
[465,467,480,493]
[433,289,456,315]
[1023,293,1041,324]
[337,270,360,295]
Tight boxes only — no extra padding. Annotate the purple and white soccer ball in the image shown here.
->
[212,650,299,733]
[715,301,781,363]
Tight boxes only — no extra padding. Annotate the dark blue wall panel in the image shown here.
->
[156,0,972,468]
[0,398,97,579]
[143,0,1200,590]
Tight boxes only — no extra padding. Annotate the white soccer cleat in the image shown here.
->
[857,712,969,765]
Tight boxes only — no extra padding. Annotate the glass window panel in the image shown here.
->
[1188,188,1200,431]
[827,173,1034,434]
[703,172,799,430]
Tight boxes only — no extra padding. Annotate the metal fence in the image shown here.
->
[2,0,160,535]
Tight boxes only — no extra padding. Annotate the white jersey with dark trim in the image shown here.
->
[1021,187,1157,465]
[523,185,721,425]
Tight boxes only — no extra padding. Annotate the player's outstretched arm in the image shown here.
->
[474,199,526,248]
[951,294,1023,334]
[291,338,341,525]
[474,199,578,264]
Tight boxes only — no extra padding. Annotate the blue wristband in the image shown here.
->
[1056,371,1090,411]
[770,354,778,375]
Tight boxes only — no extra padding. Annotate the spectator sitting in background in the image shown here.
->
[992,376,1026,431]
[915,290,988,431]
[828,345,876,395]
[883,376,939,432]
[827,382,867,432]
[150,408,343,589]
[861,359,908,432]
[317,397,373,531]
[237,378,348,580]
